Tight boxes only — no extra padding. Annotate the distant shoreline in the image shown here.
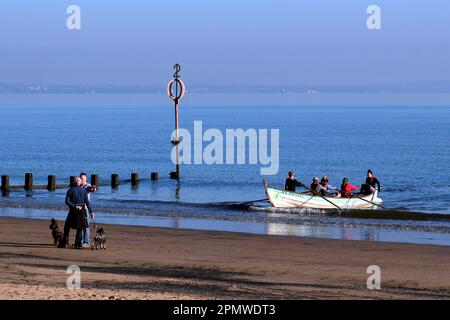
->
[2,81,450,95]
[1,92,450,108]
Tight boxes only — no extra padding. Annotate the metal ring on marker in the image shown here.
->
[167,78,186,102]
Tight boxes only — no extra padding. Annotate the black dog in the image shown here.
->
[91,226,107,250]
[49,218,63,246]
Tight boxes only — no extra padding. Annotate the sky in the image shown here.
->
[0,0,449,87]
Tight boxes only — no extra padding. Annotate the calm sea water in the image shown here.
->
[1,94,450,245]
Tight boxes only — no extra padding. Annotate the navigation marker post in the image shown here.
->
[167,64,186,180]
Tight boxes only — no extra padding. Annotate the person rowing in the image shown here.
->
[320,176,338,196]
[284,170,304,192]
[310,177,328,195]
[361,169,381,195]
[341,177,360,198]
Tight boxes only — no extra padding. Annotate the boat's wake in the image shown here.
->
[248,205,327,215]
[248,204,450,222]
[2,195,450,223]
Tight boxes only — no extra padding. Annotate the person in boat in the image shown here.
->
[341,177,360,198]
[319,176,338,196]
[361,169,381,194]
[310,177,328,195]
[285,171,304,192]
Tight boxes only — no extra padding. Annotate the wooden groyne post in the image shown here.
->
[91,174,99,188]
[1,175,9,195]
[111,174,119,189]
[25,173,33,191]
[47,175,56,191]
[131,173,139,186]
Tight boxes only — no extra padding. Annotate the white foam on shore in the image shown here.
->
[1,207,450,246]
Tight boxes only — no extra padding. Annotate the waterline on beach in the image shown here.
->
[1,207,450,246]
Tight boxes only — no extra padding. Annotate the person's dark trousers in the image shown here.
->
[59,215,72,248]
[74,228,83,248]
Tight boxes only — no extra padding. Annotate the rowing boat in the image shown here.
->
[263,180,383,209]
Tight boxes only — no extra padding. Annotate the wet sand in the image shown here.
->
[1,217,450,300]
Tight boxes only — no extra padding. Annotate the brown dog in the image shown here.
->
[91,227,107,250]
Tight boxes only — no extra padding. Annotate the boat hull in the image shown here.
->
[264,182,382,209]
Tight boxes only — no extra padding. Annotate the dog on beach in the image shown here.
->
[49,218,63,246]
[91,226,107,250]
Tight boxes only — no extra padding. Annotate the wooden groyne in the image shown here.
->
[1,172,160,196]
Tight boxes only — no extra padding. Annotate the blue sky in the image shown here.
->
[0,0,449,86]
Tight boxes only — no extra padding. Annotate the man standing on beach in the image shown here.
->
[80,172,96,248]
[60,177,93,249]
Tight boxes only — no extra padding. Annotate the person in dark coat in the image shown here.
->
[59,177,93,249]
[361,169,381,194]
[284,170,304,192]
[365,169,381,192]
[80,172,96,247]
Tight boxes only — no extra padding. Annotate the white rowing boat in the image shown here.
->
[263,180,383,209]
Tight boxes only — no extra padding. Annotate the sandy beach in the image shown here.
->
[0,216,450,300]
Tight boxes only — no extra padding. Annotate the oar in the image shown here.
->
[301,184,342,210]
[240,198,269,205]
[352,194,386,209]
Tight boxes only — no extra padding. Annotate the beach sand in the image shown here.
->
[0,217,450,300]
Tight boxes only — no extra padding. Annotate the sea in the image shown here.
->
[1,93,450,246]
